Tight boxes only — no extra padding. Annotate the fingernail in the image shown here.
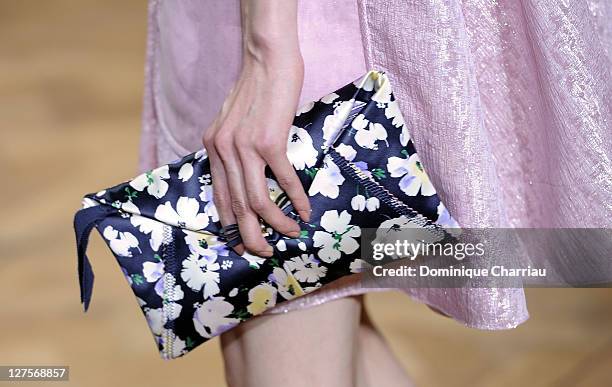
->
[288,230,301,238]
[299,210,311,223]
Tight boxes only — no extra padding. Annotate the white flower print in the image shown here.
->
[334,143,357,161]
[198,174,211,185]
[82,197,99,209]
[270,267,304,300]
[198,184,220,223]
[144,307,165,336]
[384,99,405,129]
[351,113,368,131]
[373,216,444,260]
[349,258,370,273]
[296,101,315,115]
[181,252,221,299]
[102,226,140,257]
[356,74,375,91]
[436,202,461,233]
[152,274,185,324]
[154,273,185,302]
[193,298,240,339]
[241,251,266,269]
[313,210,361,263]
[400,124,411,147]
[246,283,277,315]
[371,75,392,104]
[351,194,366,211]
[366,197,380,212]
[321,99,355,143]
[275,239,287,252]
[130,214,167,251]
[143,260,164,283]
[387,153,436,196]
[287,126,318,170]
[308,155,345,199]
[183,230,227,259]
[352,114,388,150]
[264,178,285,203]
[320,92,339,104]
[194,148,208,161]
[121,200,140,215]
[145,273,184,336]
[178,163,194,182]
[129,165,170,199]
[284,254,327,282]
[154,196,210,230]
[221,260,233,270]
[351,193,380,212]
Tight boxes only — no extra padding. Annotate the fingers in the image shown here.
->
[216,136,274,257]
[203,132,244,254]
[265,151,312,223]
[238,147,302,238]
[200,63,308,257]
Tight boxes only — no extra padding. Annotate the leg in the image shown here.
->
[356,295,414,387]
[221,296,362,387]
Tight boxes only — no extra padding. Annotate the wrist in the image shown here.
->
[243,38,303,71]
[240,0,301,67]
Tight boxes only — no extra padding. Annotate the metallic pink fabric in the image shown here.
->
[138,0,611,329]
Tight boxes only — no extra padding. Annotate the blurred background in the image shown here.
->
[1,1,611,386]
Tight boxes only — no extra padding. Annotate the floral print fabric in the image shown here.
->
[74,70,457,359]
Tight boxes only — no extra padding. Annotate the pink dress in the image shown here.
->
[138,0,611,329]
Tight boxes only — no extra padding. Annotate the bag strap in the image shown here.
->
[73,204,118,312]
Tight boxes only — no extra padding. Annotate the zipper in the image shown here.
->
[161,224,176,359]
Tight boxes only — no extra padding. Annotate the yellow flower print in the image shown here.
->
[247,284,278,315]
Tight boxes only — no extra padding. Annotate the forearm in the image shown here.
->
[240,0,301,65]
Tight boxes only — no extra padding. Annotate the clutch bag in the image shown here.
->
[73,70,458,359]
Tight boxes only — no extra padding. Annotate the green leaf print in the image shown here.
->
[304,167,319,179]
[371,168,386,180]
[145,171,155,185]
[185,336,195,349]
[131,274,144,285]
[231,308,251,321]
[124,186,138,201]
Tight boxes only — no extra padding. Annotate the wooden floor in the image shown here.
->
[1,2,611,386]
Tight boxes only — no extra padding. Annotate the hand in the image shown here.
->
[202,1,310,257]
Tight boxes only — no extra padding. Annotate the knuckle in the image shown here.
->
[202,133,215,150]
[212,191,229,209]
[261,141,283,156]
[214,134,233,154]
[249,197,267,213]
[275,174,294,189]
[230,199,249,218]
[255,141,272,155]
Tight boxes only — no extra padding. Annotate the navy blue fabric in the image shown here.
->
[72,71,458,359]
[73,204,119,312]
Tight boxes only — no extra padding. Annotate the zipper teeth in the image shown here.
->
[327,148,449,240]
[162,224,176,359]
